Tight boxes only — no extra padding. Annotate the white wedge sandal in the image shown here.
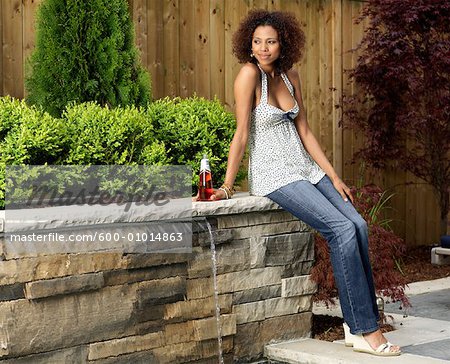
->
[342,322,356,347]
[344,322,401,356]
[352,332,402,356]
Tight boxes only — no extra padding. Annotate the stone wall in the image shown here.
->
[0,194,316,363]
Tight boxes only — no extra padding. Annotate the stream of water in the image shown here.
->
[204,218,224,364]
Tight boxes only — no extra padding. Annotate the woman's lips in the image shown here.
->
[259,54,270,59]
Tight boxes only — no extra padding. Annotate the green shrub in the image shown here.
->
[147,95,245,190]
[0,95,241,208]
[25,0,151,117]
[0,97,69,207]
[62,102,162,165]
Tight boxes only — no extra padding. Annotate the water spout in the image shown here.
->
[204,218,224,364]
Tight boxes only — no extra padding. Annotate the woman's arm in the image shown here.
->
[207,64,259,200]
[288,69,354,203]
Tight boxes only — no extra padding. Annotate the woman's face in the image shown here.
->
[251,25,281,66]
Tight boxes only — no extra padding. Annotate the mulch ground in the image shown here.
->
[312,245,450,341]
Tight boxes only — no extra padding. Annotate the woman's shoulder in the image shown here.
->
[285,68,301,87]
[237,62,260,78]
[234,62,260,85]
[285,68,300,80]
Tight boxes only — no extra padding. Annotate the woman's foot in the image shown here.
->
[362,329,401,354]
[352,329,401,356]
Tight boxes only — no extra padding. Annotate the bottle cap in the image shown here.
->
[200,154,210,172]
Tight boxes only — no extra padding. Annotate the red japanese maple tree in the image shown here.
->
[341,0,450,235]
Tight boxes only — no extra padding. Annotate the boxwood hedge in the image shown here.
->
[0,95,245,208]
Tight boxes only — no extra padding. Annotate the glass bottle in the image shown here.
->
[198,154,213,201]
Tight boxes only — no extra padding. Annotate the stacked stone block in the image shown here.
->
[0,204,316,363]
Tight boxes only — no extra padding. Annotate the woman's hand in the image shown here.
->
[192,188,228,202]
[332,176,354,204]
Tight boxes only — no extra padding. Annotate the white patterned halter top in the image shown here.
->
[248,63,326,196]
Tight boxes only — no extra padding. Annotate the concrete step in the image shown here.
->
[265,338,450,364]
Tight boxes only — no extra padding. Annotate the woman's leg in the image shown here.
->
[266,179,379,335]
[314,175,380,325]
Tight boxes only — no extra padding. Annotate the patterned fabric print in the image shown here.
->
[248,63,326,196]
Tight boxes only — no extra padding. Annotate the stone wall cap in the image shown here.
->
[0,193,281,232]
[193,192,282,217]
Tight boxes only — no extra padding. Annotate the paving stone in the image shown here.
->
[265,233,314,266]
[402,338,450,361]
[126,319,165,336]
[232,221,309,240]
[188,240,250,278]
[186,353,234,364]
[124,252,191,269]
[88,332,164,360]
[193,314,236,341]
[164,294,232,321]
[194,229,234,247]
[233,300,266,324]
[249,235,267,269]
[282,260,315,278]
[265,338,450,364]
[24,272,104,299]
[199,336,233,357]
[136,276,186,305]
[103,262,187,286]
[232,284,281,305]
[281,275,317,298]
[186,277,214,300]
[87,350,155,364]
[0,283,25,301]
[217,211,297,229]
[384,288,450,322]
[192,194,282,218]
[0,284,138,358]
[165,320,196,345]
[0,252,125,285]
[0,346,87,363]
[217,267,283,294]
[151,341,202,363]
[264,296,312,318]
[234,312,312,361]
[133,304,166,323]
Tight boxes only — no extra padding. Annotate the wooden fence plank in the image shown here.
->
[132,0,148,70]
[179,0,195,98]
[332,0,343,178]
[3,0,23,98]
[194,0,210,97]
[251,0,268,9]
[210,0,225,101]
[163,0,179,97]
[147,0,164,100]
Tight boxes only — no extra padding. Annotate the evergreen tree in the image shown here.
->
[26,0,151,116]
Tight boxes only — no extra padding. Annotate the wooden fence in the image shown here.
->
[0,0,443,245]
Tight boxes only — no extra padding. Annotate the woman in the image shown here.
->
[195,9,401,356]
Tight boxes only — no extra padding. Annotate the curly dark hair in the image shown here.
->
[232,9,305,74]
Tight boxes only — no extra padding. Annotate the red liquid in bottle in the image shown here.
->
[198,170,213,201]
[198,154,213,201]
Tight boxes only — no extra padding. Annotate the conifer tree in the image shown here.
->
[26,0,151,116]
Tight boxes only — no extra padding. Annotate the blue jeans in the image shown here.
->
[266,175,380,335]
